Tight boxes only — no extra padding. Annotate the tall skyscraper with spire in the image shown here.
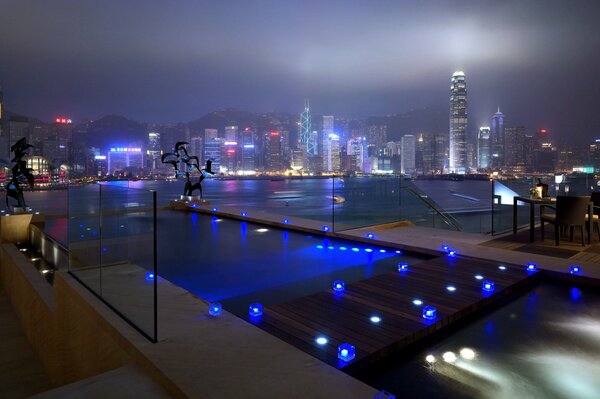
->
[300,100,316,156]
[449,71,468,173]
[490,107,505,167]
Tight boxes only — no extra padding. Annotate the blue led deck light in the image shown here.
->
[482,280,495,292]
[338,343,356,362]
[282,218,289,224]
[398,263,409,272]
[315,336,328,346]
[240,211,247,217]
[441,244,450,253]
[374,390,396,399]
[448,249,457,257]
[570,265,581,274]
[211,207,218,212]
[333,280,345,293]
[422,306,436,320]
[249,303,263,317]
[208,302,222,316]
[526,263,537,272]
[366,232,375,239]
[145,271,155,281]
[322,225,330,232]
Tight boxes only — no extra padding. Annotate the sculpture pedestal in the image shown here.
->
[0,213,33,244]
[179,195,210,205]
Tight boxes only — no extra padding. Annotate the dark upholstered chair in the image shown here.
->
[588,192,600,241]
[540,196,591,246]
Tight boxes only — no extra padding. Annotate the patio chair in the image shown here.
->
[587,192,600,241]
[540,195,591,246]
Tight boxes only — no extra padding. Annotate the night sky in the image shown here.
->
[1,0,600,142]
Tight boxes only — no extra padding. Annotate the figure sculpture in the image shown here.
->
[6,137,35,210]
[161,141,214,198]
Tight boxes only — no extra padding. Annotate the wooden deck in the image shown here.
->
[250,255,539,373]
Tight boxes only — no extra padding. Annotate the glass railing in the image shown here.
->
[67,183,157,342]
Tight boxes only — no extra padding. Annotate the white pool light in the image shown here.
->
[315,336,328,345]
[256,228,269,233]
[370,315,382,324]
[327,245,335,250]
[459,348,476,360]
[442,351,457,363]
[316,245,324,249]
[379,249,386,253]
[339,246,347,251]
[351,247,360,252]
[425,354,436,364]
[365,248,373,253]
[474,274,484,280]
[446,285,457,292]
[412,299,423,306]
[498,265,507,270]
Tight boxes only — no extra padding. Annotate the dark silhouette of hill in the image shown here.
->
[76,115,147,148]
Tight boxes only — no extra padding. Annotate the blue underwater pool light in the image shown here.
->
[482,280,495,292]
[570,265,581,274]
[240,211,247,217]
[526,263,537,272]
[333,280,345,293]
[448,249,457,257]
[398,263,409,272]
[211,207,218,212]
[282,218,289,224]
[249,303,263,317]
[145,271,155,281]
[422,306,436,320]
[338,343,356,362]
[441,244,450,253]
[322,225,330,232]
[209,302,222,316]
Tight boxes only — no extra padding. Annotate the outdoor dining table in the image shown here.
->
[513,196,594,244]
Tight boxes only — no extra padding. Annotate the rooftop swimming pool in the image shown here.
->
[364,281,600,399]
[156,210,431,315]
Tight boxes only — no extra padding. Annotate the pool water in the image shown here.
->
[157,211,430,315]
[366,282,600,399]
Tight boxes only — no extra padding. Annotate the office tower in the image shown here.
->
[347,137,367,173]
[290,149,305,171]
[590,139,600,172]
[449,71,468,173]
[268,131,282,172]
[147,132,162,171]
[300,100,315,156]
[366,124,387,148]
[205,128,218,141]
[204,138,224,173]
[415,134,425,175]
[400,135,416,175]
[504,126,526,169]
[224,126,238,143]
[478,127,491,169]
[322,133,340,172]
[490,108,505,167]
[190,135,203,160]
[107,147,144,175]
[421,134,448,175]
[240,128,255,173]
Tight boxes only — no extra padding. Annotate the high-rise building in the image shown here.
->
[147,132,162,171]
[204,138,224,174]
[449,71,468,173]
[490,108,505,167]
[300,100,315,156]
[478,127,491,169]
[322,133,340,172]
[268,131,282,171]
[0,87,6,158]
[504,126,526,169]
[400,135,416,175]
[190,135,203,160]
[107,147,144,175]
[589,139,600,172]
[240,128,255,173]
[205,128,218,141]
[347,137,367,173]
[224,126,238,143]
[421,134,448,174]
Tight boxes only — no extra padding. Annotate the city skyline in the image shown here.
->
[1,1,600,144]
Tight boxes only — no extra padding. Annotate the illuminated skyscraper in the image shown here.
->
[147,132,162,171]
[478,127,491,169]
[268,131,282,171]
[400,135,416,175]
[490,108,505,167]
[240,128,255,173]
[300,100,315,156]
[505,126,526,168]
[0,87,5,157]
[323,133,340,172]
[449,71,467,173]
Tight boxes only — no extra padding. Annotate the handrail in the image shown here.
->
[399,185,462,231]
